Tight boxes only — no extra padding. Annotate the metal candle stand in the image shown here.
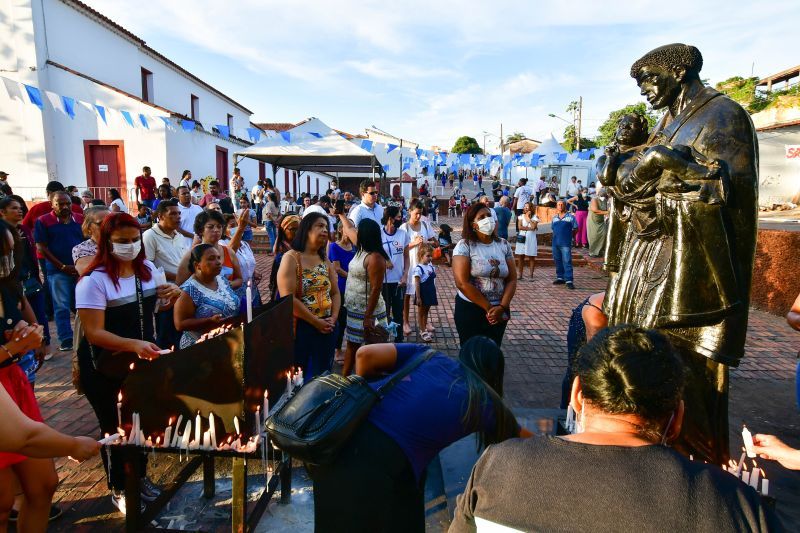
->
[110,297,296,532]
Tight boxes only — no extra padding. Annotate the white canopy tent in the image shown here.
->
[233,118,379,175]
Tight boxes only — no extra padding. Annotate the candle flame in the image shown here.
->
[118,392,122,401]
[105,433,110,438]
[169,417,174,425]
[753,460,758,468]
[129,363,135,370]
[156,436,161,445]
[227,436,233,443]
[264,390,268,398]
[761,468,766,477]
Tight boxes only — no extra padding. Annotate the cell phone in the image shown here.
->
[334,199,345,214]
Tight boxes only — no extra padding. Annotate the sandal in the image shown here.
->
[403,324,413,336]
[420,331,433,343]
[426,324,435,333]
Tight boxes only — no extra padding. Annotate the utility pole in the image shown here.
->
[577,96,583,152]
[500,123,504,155]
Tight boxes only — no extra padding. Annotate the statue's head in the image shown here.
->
[615,113,649,146]
[630,44,703,110]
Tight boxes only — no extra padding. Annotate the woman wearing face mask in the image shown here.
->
[400,200,437,337]
[450,326,779,532]
[76,213,181,514]
[452,203,517,347]
[173,244,240,348]
[268,214,300,301]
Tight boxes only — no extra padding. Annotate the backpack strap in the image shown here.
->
[374,349,436,399]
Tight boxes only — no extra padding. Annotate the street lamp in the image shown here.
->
[548,113,571,124]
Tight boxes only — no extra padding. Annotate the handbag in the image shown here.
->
[22,273,43,297]
[516,234,526,244]
[266,349,435,465]
[91,275,145,379]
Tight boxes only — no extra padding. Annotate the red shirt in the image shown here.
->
[198,192,228,207]
[22,202,84,258]
[135,175,157,200]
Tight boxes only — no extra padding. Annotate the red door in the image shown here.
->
[284,169,290,195]
[84,140,126,205]
[216,146,229,192]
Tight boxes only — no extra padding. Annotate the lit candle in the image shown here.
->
[742,425,756,458]
[234,415,240,436]
[116,392,123,429]
[299,368,304,386]
[749,462,760,489]
[181,420,192,450]
[246,280,253,323]
[195,412,201,444]
[209,413,217,449]
[263,391,269,422]
[171,415,184,448]
[132,413,140,445]
[761,473,769,496]
[98,433,121,446]
[255,406,261,435]
[203,430,211,450]
[741,469,750,485]
[286,371,292,394]
[138,430,146,447]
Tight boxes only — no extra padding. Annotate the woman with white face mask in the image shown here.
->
[452,203,517,347]
[75,213,181,514]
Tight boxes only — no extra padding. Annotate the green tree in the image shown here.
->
[451,136,483,154]
[562,125,597,153]
[505,131,526,143]
[715,76,775,113]
[595,102,661,146]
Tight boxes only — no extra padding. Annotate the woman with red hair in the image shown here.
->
[75,213,180,514]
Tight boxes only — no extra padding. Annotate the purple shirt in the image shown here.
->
[327,242,356,296]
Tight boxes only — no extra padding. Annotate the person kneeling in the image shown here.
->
[451,325,779,532]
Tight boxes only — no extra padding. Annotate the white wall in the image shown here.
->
[758,126,800,205]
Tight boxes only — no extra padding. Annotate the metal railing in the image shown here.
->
[10,186,138,211]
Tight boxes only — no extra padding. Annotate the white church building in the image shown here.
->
[0,0,266,206]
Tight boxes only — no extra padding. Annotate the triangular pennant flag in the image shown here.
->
[139,114,149,129]
[386,143,398,153]
[361,139,373,152]
[382,164,391,172]
[216,125,230,138]
[159,116,171,128]
[280,131,291,143]
[557,153,568,163]
[120,110,135,127]
[62,96,76,119]
[181,119,196,131]
[44,91,64,114]
[23,84,43,109]
[94,104,107,124]
[402,160,411,171]
[415,147,423,159]
[246,127,262,143]
[1,78,24,101]
[308,131,322,138]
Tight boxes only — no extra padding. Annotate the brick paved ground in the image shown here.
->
[32,214,800,530]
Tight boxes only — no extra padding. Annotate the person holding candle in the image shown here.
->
[76,213,181,513]
[307,336,526,532]
[449,326,779,532]
[753,434,800,471]
[276,212,340,378]
[174,244,240,348]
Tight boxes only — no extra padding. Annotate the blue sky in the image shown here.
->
[90,0,800,151]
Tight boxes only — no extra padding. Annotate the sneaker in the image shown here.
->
[553,279,565,285]
[111,490,145,515]
[566,282,575,290]
[140,477,162,502]
[58,341,73,352]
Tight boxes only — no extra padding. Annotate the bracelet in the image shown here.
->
[0,344,12,359]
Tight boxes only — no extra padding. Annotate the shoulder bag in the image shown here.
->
[362,252,393,345]
[91,275,146,379]
[266,349,435,465]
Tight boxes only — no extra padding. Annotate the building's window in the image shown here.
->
[227,114,234,133]
[141,68,153,103]
[191,95,200,120]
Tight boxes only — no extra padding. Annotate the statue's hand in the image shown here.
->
[605,144,620,158]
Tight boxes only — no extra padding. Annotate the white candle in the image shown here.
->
[117,392,123,429]
[255,406,261,435]
[246,280,253,323]
[171,415,184,447]
[181,420,192,450]
[299,368,304,386]
[195,412,201,444]
[734,452,746,477]
[164,428,172,448]
[263,391,269,421]
[741,470,750,484]
[286,372,292,394]
[742,426,756,458]
[234,415,240,436]
[132,413,139,445]
[203,431,211,450]
[98,433,121,446]
[761,476,769,496]
[138,430,146,447]
[749,464,760,489]
[209,413,217,449]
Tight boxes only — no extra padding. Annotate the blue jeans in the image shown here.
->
[553,244,573,283]
[28,289,51,345]
[47,270,76,344]
[264,220,277,247]
[141,199,154,209]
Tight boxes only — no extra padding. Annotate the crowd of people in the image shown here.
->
[0,166,795,532]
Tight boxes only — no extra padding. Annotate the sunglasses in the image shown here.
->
[367,191,378,196]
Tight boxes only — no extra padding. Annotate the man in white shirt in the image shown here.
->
[340,179,384,244]
[176,186,203,247]
[303,197,335,233]
[566,176,580,198]
[142,199,188,348]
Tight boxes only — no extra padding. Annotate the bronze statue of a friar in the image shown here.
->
[596,43,758,464]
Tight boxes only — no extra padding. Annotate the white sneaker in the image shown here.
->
[111,490,145,515]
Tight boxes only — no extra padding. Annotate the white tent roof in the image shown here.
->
[234,118,377,174]
[532,134,566,155]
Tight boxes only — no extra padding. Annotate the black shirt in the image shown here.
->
[450,435,780,532]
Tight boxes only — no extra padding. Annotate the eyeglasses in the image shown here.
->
[367,191,378,196]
